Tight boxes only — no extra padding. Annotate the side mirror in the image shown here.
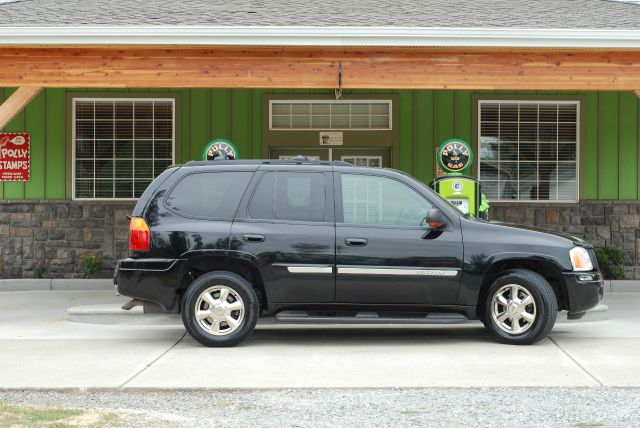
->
[425,208,447,230]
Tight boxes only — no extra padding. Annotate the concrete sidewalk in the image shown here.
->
[0,290,638,389]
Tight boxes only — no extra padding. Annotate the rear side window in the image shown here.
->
[276,172,325,222]
[248,171,326,222]
[165,171,252,219]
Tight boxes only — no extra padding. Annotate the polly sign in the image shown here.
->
[0,133,30,181]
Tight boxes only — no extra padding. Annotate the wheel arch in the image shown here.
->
[176,253,267,312]
[476,257,569,318]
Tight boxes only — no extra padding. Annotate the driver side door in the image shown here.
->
[334,171,463,304]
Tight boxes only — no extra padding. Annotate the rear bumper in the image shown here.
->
[563,270,604,314]
[114,258,186,312]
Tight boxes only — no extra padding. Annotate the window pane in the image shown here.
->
[154,120,172,139]
[135,160,153,178]
[341,174,432,226]
[115,160,133,178]
[95,140,113,159]
[114,141,133,158]
[165,172,253,218]
[76,140,94,158]
[115,121,133,139]
[95,160,113,178]
[154,102,172,120]
[75,160,94,179]
[94,102,113,120]
[115,181,133,198]
[134,141,153,158]
[76,102,94,120]
[275,172,325,222]
[248,173,275,220]
[134,180,152,198]
[95,180,113,198]
[135,102,153,120]
[115,102,133,119]
[75,180,93,198]
[76,121,94,139]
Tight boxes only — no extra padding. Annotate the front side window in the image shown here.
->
[341,174,433,226]
[478,100,579,201]
[166,172,252,219]
[73,98,175,199]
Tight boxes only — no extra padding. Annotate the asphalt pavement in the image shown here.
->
[0,290,639,389]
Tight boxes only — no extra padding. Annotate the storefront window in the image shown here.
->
[270,100,392,130]
[478,100,578,202]
[73,98,175,199]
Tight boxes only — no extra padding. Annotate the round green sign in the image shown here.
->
[203,139,238,160]
[437,139,473,175]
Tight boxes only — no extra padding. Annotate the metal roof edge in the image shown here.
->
[1,26,640,48]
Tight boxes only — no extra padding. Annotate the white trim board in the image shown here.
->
[3,26,640,48]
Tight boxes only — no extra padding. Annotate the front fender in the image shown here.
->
[456,251,569,307]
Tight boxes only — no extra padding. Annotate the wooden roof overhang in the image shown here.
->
[2,45,640,91]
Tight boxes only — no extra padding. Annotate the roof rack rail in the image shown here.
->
[183,158,353,167]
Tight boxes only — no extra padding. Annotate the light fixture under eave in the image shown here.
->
[334,62,343,101]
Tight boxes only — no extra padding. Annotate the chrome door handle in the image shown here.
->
[345,238,368,247]
[243,234,265,242]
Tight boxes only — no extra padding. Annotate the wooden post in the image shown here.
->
[634,89,640,98]
[0,87,42,130]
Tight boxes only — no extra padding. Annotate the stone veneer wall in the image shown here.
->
[2,200,640,279]
[490,201,640,279]
[0,201,135,278]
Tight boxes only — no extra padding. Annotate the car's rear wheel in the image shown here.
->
[181,271,259,347]
[483,269,557,345]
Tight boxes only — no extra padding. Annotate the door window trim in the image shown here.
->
[242,170,335,225]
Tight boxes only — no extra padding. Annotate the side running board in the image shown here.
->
[274,310,468,324]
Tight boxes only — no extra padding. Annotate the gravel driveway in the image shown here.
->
[1,388,639,427]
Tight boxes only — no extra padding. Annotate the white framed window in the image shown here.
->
[341,156,382,168]
[478,100,579,202]
[269,100,392,130]
[72,98,175,200]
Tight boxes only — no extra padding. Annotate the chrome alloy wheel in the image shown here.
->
[491,284,537,335]
[194,285,245,336]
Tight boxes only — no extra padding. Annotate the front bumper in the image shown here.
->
[562,270,604,314]
[114,258,186,312]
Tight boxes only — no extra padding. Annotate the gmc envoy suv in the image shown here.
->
[115,158,603,347]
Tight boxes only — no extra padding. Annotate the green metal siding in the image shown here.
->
[0,88,638,201]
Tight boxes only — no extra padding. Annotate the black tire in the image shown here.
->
[181,271,259,347]
[483,269,558,345]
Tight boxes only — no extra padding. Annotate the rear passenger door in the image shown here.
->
[229,165,336,304]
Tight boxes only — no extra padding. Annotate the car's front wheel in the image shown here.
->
[181,271,259,347]
[483,269,558,345]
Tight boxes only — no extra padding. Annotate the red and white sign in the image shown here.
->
[0,133,30,181]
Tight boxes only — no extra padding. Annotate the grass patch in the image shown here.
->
[0,402,119,427]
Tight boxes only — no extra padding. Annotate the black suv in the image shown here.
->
[115,159,603,347]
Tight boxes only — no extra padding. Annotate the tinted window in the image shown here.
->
[166,171,252,218]
[275,172,325,222]
[248,172,275,220]
[341,174,433,226]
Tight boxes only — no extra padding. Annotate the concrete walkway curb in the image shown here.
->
[0,278,113,292]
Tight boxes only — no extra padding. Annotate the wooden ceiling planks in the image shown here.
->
[1,46,640,90]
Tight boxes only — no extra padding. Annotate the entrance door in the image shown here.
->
[334,171,463,305]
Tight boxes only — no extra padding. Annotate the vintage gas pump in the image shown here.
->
[429,139,489,219]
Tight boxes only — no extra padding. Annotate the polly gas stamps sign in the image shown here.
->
[0,133,30,181]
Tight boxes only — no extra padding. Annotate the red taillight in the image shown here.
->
[129,217,150,252]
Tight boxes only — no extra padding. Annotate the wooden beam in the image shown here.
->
[2,46,640,90]
[0,86,42,130]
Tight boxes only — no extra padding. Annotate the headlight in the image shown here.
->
[570,246,594,271]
